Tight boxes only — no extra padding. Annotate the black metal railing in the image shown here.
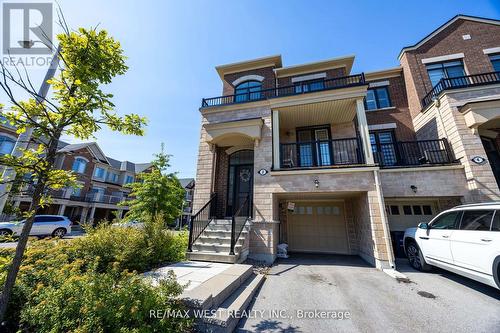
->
[373,138,455,167]
[201,73,366,107]
[229,193,251,255]
[422,71,500,108]
[187,193,217,252]
[280,137,364,169]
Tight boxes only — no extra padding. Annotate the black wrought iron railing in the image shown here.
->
[187,193,217,252]
[422,71,500,108]
[280,137,364,169]
[201,73,366,107]
[230,193,251,255]
[373,138,455,167]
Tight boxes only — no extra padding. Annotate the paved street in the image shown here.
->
[238,254,500,333]
[0,233,85,249]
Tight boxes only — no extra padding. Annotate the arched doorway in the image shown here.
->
[226,150,254,216]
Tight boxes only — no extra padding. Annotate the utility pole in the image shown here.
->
[0,44,60,214]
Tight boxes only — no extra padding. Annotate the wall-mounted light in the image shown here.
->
[410,185,417,193]
[314,179,319,188]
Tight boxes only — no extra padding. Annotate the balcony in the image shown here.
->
[373,139,455,168]
[201,73,366,108]
[422,71,500,108]
[280,137,364,169]
[278,138,455,170]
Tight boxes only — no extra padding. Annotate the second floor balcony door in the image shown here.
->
[370,131,397,166]
[297,127,331,167]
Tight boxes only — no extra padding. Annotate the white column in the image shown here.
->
[355,98,374,164]
[57,204,66,216]
[80,207,89,224]
[272,110,280,170]
[12,200,20,208]
[88,205,96,224]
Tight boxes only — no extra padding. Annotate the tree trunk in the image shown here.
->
[0,132,61,324]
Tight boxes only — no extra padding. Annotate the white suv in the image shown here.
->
[404,203,500,290]
[0,215,72,238]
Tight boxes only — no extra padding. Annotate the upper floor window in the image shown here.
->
[234,81,262,102]
[94,167,106,179]
[426,60,465,87]
[72,158,88,174]
[365,87,391,110]
[108,172,119,183]
[294,79,325,93]
[125,175,134,184]
[0,136,15,155]
[489,54,500,72]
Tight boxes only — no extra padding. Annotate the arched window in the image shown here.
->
[234,81,262,102]
[72,157,88,174]
[0,136,15,155]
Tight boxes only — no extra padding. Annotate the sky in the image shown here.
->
[1,0,499,178]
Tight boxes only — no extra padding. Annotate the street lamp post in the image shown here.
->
[0,42,60,214]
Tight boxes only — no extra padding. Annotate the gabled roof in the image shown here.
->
[398,14,500,60]
[134,163,152,173]
[179,178,195,189]
[58,142,110,164]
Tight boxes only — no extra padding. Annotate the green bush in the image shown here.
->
[0,216,192,332]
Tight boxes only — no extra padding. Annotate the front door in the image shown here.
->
[481,137,500,187]
[232,165,253,216]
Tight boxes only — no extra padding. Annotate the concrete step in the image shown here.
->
[205,224,251,232]
[192,243,242,254]
[196,236,245,246]
[211,219,233,225]
[181,264,253,311]
[201,230,248,238]
[203,273,265,333]
[186,251,239,264]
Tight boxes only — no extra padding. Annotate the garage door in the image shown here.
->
[385,200,438,231]
[287,201,348,254]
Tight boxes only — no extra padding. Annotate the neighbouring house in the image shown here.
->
[0,122,151,224]
[177,178,195,227]
[189,14,500,268]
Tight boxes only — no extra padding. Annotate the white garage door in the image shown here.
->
[385,201,438,231]
[287,201,349,254]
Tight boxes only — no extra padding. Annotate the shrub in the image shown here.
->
[0,217,191,332]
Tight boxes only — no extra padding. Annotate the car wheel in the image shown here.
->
[52,228,66,238]
[406,241,431,271]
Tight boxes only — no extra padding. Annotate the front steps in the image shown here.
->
[187,219,251,264]
[181,264,264,333]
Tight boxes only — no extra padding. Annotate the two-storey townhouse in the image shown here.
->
[189,15,500,269]
[0,127,152,224]
[176,178,195,227]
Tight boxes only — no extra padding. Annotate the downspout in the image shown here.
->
[373,170,395,269]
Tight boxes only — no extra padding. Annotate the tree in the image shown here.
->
[123,144,184,223]
[0,18,146,322]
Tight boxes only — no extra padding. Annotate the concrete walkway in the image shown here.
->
[144,261,232,291]
[238,254,500,333]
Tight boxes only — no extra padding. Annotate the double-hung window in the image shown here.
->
[94,167,106,179]
[72,158,87,174]
[294,79,325,94]
[234,81,262,102]
[426,60,466,88]
[0,136,15,155]
[489,54,500,73]
[365,87,391,110]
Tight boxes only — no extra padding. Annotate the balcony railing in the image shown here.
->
[373,139,455,167]
[201,73,366,107]
[422,71,500,108]
[279,137,365,169]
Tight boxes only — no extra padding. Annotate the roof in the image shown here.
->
[179,178,195,188]
[364,67,402,81]
[57,140,151,174]
[398,14,500,60]
[215,55,282,79]
[274,55,355,78]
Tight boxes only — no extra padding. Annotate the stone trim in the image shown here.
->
[483,47,500,54]
[232,75,265,86]
[369,80,390,88]
[379,165,464,173]
[290,72,326,83]
[270,166,379,176]
[368,123,397,131]
[421,53,464,64]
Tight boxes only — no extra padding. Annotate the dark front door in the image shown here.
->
[481,137,500,187]
[232,165,253,216]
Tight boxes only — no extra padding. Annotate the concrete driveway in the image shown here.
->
[238,254,500,333]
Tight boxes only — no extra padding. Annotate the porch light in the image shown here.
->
[314,179,319,188]
[410,185,418,193]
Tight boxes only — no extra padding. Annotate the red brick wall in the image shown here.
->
[60,148,95,193]
[222,66,277,95]
[277,67,347,86]
[365,75,416,141]
[400,19,500,118]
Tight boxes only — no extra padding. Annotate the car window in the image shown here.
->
[459,210,494,231]
[492,211,500,231]
[34,216,53,223]
[431,211,460,229]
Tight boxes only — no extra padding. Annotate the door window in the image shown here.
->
[370,130,397,166]
[492,211,500,231]
[297,127,331,167]
[459,210,494,231]
[431,211,461,229]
